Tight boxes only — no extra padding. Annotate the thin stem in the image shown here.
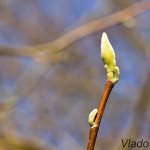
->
[87,79,114,150]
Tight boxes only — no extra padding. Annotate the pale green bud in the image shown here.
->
[88,108,98,127]
[101,32,120,84]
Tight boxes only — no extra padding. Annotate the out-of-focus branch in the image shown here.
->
[0,0,150,114]
[37,0,150,51]
[0,0,150,63]
[0,45,35,57]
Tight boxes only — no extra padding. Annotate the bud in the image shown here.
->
[88,108,98,127]
[101,32,120,84]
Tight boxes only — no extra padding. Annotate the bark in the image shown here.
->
[87,79,114,150]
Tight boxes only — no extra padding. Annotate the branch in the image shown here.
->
[0,45,35,57]
[87,80,114,150]
[0,0,150,61]
[37,0,150,51]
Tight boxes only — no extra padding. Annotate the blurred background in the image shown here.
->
[0,0,150,150]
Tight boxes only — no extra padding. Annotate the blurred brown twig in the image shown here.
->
[0,0,150,64]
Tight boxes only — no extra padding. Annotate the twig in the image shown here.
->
[36,0,150,51]
[87,31,120,149]
[0,0,150,59]
[87,79,114,150]
[0,45,35,57]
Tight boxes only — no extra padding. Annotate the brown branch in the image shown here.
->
[36,0,150,51]
[0,45,35,57]
[87,79,114,150]
[0,0,150,60]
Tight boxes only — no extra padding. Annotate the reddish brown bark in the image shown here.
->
[87,79,114,150]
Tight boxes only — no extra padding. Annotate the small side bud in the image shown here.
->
[88,109,98,127]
